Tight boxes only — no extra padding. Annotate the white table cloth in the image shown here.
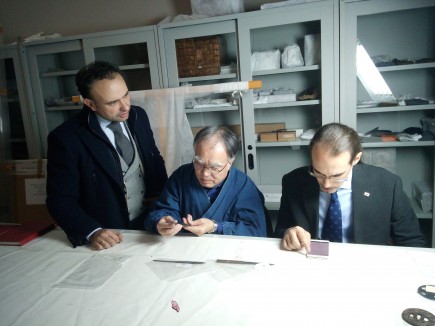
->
[1,228,434,326]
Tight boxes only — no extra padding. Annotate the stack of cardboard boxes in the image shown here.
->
[192,123,303,143]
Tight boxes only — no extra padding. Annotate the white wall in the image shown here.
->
[0,0,281,44]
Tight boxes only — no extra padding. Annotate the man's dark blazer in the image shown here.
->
[46,105,168,247]
[274,163,426,247]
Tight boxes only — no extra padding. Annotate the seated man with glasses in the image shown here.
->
[274,123,426,251]
[146,126,268,237]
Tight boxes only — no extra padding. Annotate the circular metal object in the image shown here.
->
[402,308,435,326]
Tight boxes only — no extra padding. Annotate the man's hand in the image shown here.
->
[90,229,123,250]
[182,214,214,236]
[156,216,183,236]
[282,226,311,252]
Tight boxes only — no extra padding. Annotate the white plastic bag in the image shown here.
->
[304,34,321,65]
[251,49,281,71]
[281,44,304,68]
[190,0,244,16]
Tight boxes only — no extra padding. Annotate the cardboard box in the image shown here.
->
[277,130,296,141]
[259,132,278,142]
[276,128,304,141]
[3,159,53,225]
[255,123,285,133]
[191,123,286,137]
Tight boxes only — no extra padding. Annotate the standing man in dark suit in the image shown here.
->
[46,61,168,250]
[274,123,426,251]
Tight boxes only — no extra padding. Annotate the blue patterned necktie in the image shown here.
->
[321,192,343,242]
[108,122,134,165]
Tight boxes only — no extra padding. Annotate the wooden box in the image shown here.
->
[176,36,225,77]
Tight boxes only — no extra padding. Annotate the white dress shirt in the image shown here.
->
[96,114,131,146]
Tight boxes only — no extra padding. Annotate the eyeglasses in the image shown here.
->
[192,156,229,176]
[308,165,348,183]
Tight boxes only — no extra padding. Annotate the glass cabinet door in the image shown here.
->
[25,27,163,157]
[1,46,28,160]
[0,45,38,160]
[0,44,40,222]
[159,19,245,171]
[83,26,162,90]
[25,39,86,156]
[340,0,435,246]
[237,0,337,192]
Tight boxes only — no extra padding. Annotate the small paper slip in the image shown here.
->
[25,178,47,205]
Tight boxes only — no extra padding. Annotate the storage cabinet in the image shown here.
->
[24,39,86,156]
[82,28,162,91]
[0,44,39,159]
[23,26,162,156]
[158,1,338,192]
[0,44,41,222]
[158,19,245,171]
[237,0,338,208]
[340,0,435,245]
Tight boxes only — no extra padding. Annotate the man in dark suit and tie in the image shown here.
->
[274,123,426,252]
[46,61,167,250]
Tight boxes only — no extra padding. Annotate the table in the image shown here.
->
[1,228,434,326]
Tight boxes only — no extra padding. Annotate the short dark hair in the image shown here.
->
[194,126,240,160]
[310,123,362,163]
[75,61,123,100]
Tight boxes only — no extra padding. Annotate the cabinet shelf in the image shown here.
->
[9,137,27,143]
[179,73,237,83]
[253,138,435,149]
[41,70,79,78]
[5,97,20,103]
[119,63,150,71]
[256,139,310,148]
[357,104,435,114]
[410,198,433,219]
[185,105,238,114]
[252,65,320,76]
[254,100,320,109]
[45,105,82,112]
[361,140,435,148]
[378,62,435,72]
[41,65,151,77]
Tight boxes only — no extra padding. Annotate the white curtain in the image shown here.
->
[130,81,256,176]
[130,89,194,176]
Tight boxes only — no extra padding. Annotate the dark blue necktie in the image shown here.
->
[321,192,343,242]
[108,122,134,165]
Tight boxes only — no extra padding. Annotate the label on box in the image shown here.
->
[12,159,47,176]
[25,178,47,205]
[278,130,296,141]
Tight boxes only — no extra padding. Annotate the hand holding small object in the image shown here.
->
[157,216,182,236]
[282,226,311,253]
[182,214,214,236]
